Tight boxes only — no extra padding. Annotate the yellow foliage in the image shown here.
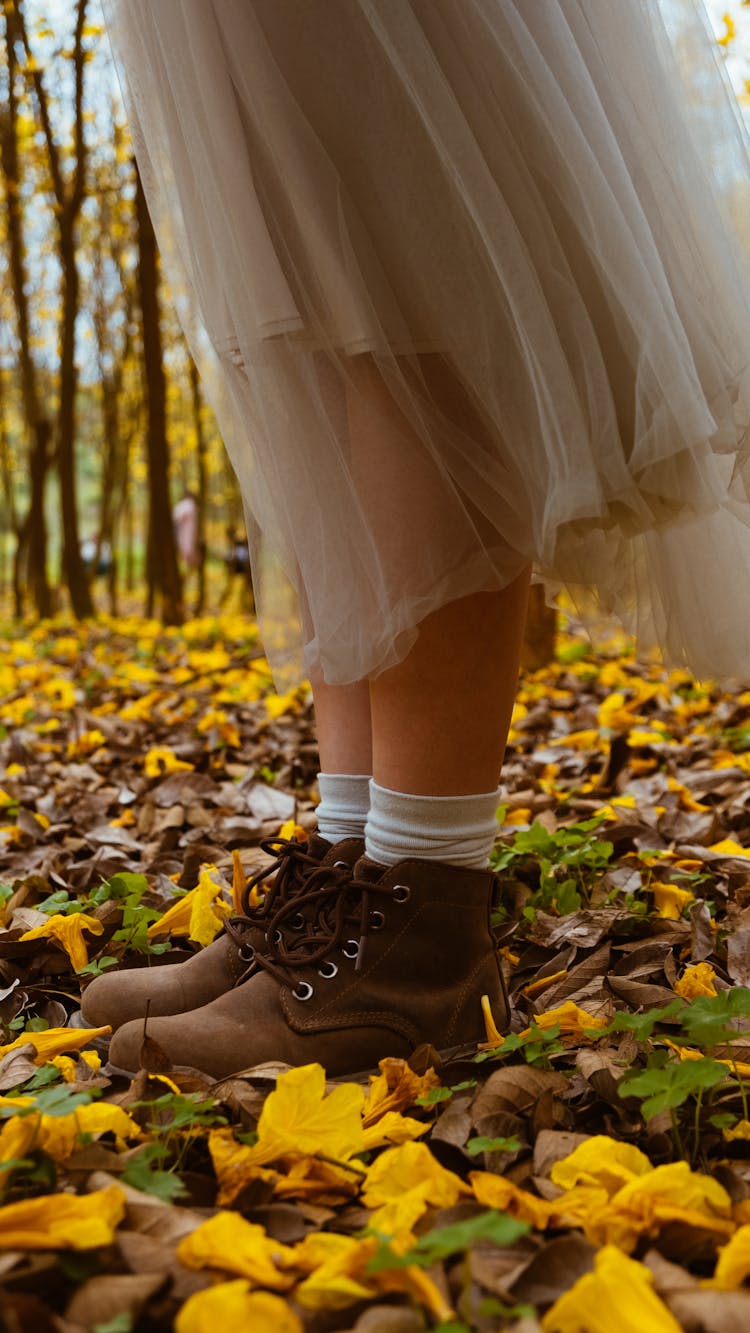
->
[176,1285,302,1333]
[0,1186,126,1250]
[541,1245,682,1332]
[19,912,104,970]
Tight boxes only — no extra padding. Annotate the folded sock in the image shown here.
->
[365,779,501,869]
[316,772,371,843]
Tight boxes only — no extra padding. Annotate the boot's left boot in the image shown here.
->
[80,834,363,1030]
[108,855,509,1078]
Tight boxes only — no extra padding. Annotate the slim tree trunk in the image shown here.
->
[135,166,183,624]
[0,1,52,617]
[189,358,207,616]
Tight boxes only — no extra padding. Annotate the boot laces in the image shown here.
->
[224,836,324,958]
[250,863,399,992]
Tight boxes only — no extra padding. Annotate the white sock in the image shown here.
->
[365,780,501,869]
[316,772,371,843]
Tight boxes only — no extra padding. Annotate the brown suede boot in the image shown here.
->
[79,835,364,1030]
[107,855,509,1078]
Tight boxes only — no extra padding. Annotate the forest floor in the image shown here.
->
[1,614,750,1332]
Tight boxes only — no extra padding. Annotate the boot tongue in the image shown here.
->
[352,854,387,884]
[320,836,365,867]
[308,833,333,861]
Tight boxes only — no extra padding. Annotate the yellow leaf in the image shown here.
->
[710,1224,750,1289]
[19,912,104,971]
[541,1245,682,1332]
[471,1171,554,1229]
[362,1141,466,1238]
[278,818,307,842]
[176,1283,302,1333]
[521,1001,607,1044]
[362,1057,440,1128]
[177,1212,296,1289]
[147,866,232,946]
[361,1111,429,1151]
[0,1026,111,1065]
[39,1104,141,1162]
[0,1185,125,1250]
[652,883,694,919]
[709,838,750,858]
[675,962,718,998]
[550,1136,651,1195]
[66,729,106,760]
[253,1064,365,1165]
[0,1115,40,1185]
[143,747,194,778]
[717,12,736,46]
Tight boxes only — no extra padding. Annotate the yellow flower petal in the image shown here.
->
[143,747,194,778]
[550,1136,651,1195]
[253,1063,365,1165]
[19,913,104,971]
[0,1026,111,1065]
[0,1185,126,1249]
[177,1213,296,1289]
[652,883,695,919]
[675,962,718,998]
[147,866,232,946]
[175,1283,302,1333]
[471,1171,554,1229]
[363,1141,466,1238]
[710,1224,750,1289]
[541,1245,682,1333]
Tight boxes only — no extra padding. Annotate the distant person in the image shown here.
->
[172,491,199,571]
[80,537,112,580]
[220,523,253,611]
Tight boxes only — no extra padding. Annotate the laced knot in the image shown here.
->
[252,862,400,991]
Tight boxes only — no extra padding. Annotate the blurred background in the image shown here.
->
[0,0,744,637]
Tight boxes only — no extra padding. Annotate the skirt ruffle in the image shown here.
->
[104,0,750,683]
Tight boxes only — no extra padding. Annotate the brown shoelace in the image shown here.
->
[243,862,408,997]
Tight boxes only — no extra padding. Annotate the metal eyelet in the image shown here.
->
[290,913,306,931]
[238,943,255,963]
[369,910,385,930]
[342,939,360,959]
[271,928,283,944]
[392,884,411,903]
[292,980,314,1002]
[318,960,338,979]
[333,860,349,869]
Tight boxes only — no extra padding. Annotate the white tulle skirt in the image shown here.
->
[103,0,750,684]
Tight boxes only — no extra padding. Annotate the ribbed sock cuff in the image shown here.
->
[316,772,371,843]
[365,780,501,869]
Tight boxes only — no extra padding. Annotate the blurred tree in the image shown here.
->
[134,164,183,623]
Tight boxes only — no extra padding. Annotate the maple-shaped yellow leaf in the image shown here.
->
[147,866,232,947]
[177,1212,296,1289]
[143,747,194,778]
[175,1283,302,1333]
[19,912,104,971]
[0,1185,125,1250]
[253,1064,365,1164]
[675,962,718,998]
[0,1026,111,1065]
[362,1140,466,1238]
[541,1245,682,1333]
[709,1224,750,1289]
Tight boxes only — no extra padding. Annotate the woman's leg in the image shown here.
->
[370,579,529,798]
[310,677,372,844]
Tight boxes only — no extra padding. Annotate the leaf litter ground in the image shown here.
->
[2,616,750,1330]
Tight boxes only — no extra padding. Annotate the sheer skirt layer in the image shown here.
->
[104,0,750,683]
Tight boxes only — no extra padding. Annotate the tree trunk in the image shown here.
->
[189,358,208,616]
[0,1,52,617]
[58,224,93,617]
[135,166,183,624]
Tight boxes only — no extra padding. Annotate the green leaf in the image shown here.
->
[367,1210,529,1271]
[76,955,118,978]
[466,1135,522,1157]
[678,989,750,1050]
[120,1144,188,1202]
[619,1057,729,1119]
